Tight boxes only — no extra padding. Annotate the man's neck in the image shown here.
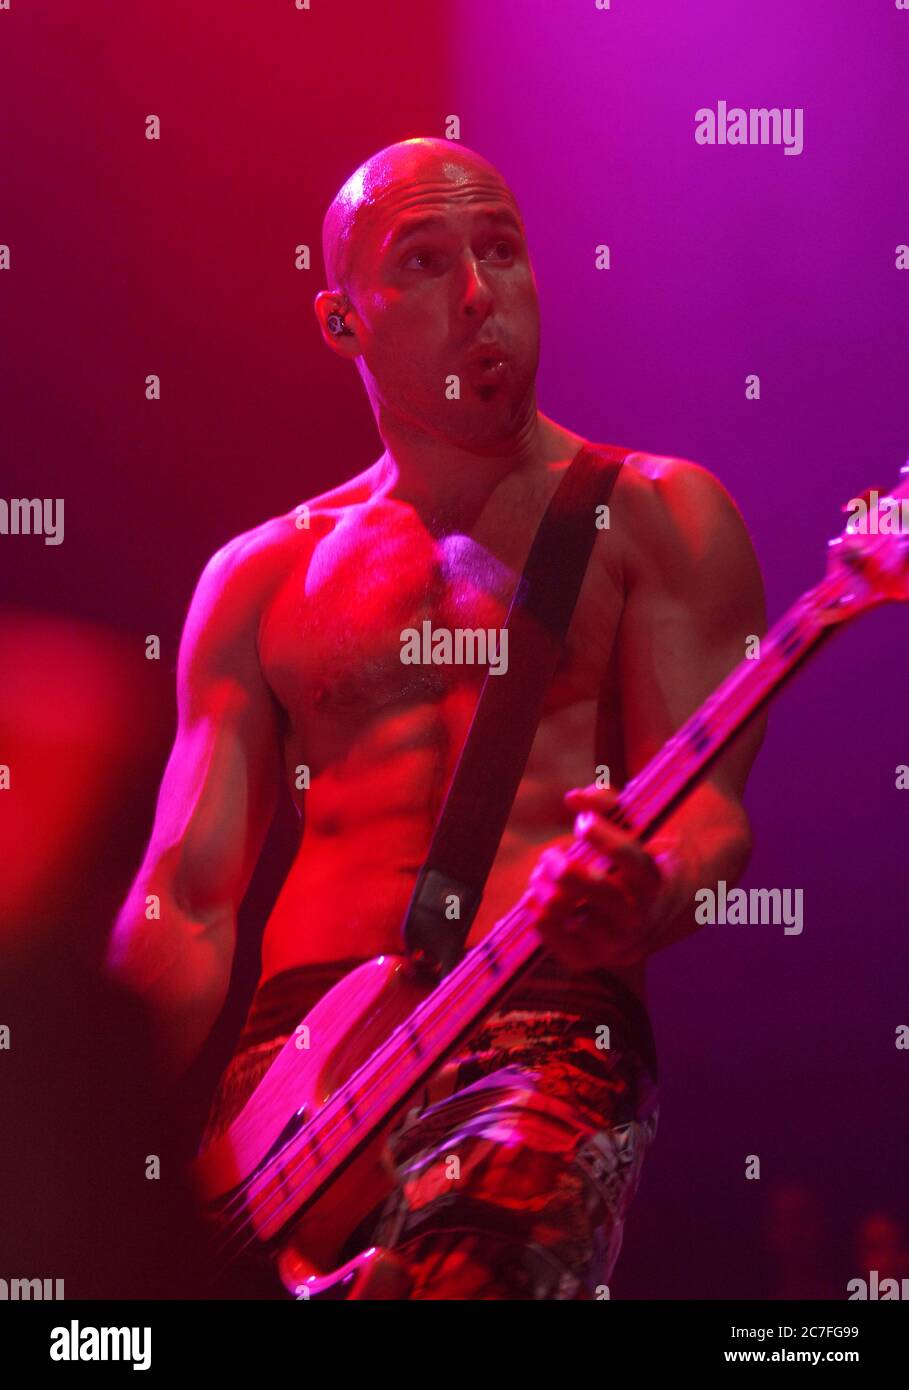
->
[370,411,578,533]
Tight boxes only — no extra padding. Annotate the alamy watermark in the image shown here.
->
[844,490,909,535]
[0,498,64,545]
[1,1275,64,1299]
[847,1270,909,1299]
[400,621,508,675]
[50,1322,151,1370]
[695,101,804,156]
[694,880,803,935]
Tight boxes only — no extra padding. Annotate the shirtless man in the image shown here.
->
[107,137,766,1299]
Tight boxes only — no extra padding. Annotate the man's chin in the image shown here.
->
[437,407,528,453]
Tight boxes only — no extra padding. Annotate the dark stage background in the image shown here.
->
[1,0,907,1299]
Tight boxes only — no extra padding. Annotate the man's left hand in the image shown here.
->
[518,783,687,972]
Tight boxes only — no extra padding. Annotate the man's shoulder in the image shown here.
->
[589,446,754,590]
[604,446,730,503]
[196,466,379,602]
[608,447,747,545]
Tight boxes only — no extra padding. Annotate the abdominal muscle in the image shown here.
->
[259,778,650,1006]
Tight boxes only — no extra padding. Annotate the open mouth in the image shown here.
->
[465,355,508,385]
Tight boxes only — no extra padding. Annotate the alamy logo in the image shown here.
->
[847,1270,909,1300]
[695,101,804,156]
[400,621,508,675]
[694,879,803,935]
[49,1322,151,1371]
[0,1276,64,1299]
[844,490,909,534]
[0,498,64,545]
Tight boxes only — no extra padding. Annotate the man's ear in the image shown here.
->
[314,289,360,355]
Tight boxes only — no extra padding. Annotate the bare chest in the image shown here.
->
[259,500,624,761]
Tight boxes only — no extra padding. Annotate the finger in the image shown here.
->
[541,865,642,935]
[551,850,616,896]
[525,860,614,928]
[575,813,663,894]
[533,835,645,921]
[527,870,592,920]
[523,866,585,910]
[533,842,620,911]
[527,834,655,934]
[528,845,572,890]
[564,784,620,813]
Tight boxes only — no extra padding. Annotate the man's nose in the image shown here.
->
[457,253,495,318]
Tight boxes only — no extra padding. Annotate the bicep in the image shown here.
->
[617,462,768,802]
[144,549,283,917]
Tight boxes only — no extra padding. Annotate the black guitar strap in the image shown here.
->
[401,442,630,976]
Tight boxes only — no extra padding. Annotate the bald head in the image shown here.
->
[321,138,522,299]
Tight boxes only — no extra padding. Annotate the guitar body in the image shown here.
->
[192,954,435,1298]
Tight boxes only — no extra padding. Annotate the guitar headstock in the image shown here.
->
[820,463,909,622]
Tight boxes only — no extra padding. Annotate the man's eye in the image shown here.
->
[485,240,515,260]
[403,249,439,270]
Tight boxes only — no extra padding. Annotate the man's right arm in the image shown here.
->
[106,534,283,1082]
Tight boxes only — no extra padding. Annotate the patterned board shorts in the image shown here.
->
[200,956,659,1300]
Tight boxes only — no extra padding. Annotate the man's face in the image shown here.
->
[344,164,541,449]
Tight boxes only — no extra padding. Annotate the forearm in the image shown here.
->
[644,782,753,954]
[107,877,235,1083]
